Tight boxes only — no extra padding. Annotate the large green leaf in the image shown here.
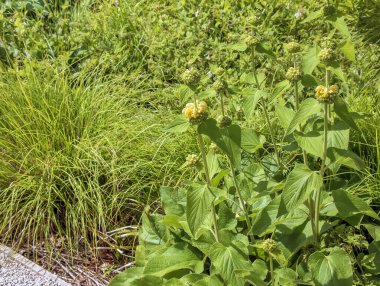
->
[294,130,323,158]
[286,98,320,135]
[198,119,241,169]
[166,116,190,133]
[361,241,380,275]
[221,124,242,169]
[301,46,319,74]
[363,224,380,241]
[279,164,322,215]
[252,195,281,235]
[174,84,195,102]
[330,17,351,38]
[160,187,187,216]
[328,119,349,150]
[256,42,276,58]
[139,213,169,248]
[327,120,350,172]
[206,152,222,179]
[192,275,224,286]
[334,97,359,131]
[241,128,266,153]
[275,105,295,129]
[274,268,297,286]
[308,248,353,286]
[242,89,268,118]
[109,267,163,286]
[235,259,267,286]
[227,42,247,52]
[187,184,214,237]
[332,189,379,221]
[143,243,203,277]
[327,147,366,170]
[218,202,237,231]
[339,39,355,62]
[327,62,346,82]
[301,74,320,87]
[209,241,252,286]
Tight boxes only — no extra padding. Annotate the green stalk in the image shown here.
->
[314,101,328,244]
[197,133,220,242]
[221,91,225,116]
[229,159,255,243]
[294,80,317,239]
[251,48,280,166]
[269,255,274,286]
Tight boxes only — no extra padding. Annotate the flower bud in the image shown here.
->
[286,67,302,82]
[215,67,225,77]
[186,154,199,166]
[244,35,258,48]
[318,48,335,64]
[181,68,201,86]
[209,143,218,153]
[262,239,277,253]
[217,115,232,128]
[284,41,301,54]
[213,79,226,93]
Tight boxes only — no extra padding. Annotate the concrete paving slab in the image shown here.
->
[0,245,71,286]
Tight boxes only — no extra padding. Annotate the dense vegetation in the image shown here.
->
[1,0,380,285]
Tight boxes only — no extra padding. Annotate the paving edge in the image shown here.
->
[0,245,72,286]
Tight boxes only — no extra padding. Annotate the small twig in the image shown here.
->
[112,262,135,273]
[75,266,108,286]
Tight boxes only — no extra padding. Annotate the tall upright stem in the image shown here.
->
[294,80,317,239]
[221,91,225,116]
[269,255,274,286]
[229,159,255,243]
[251,48,280,165]
[198,133,219,242]
[315,102,329,242]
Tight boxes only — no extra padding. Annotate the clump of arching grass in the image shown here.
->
[0,60,193,256]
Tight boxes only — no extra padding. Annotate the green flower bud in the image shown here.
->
[247,15,259,25]
[181,68,201,86]
[209,143,218,153]
[245,35,258,47]
[284,41,301,54]
[213,80,226,93]
[215,67,225,77]
[186,154,199,166]
[217,115,232,128]
[318,48,335,64]
[286,67,302,82]
[262,239,277,253]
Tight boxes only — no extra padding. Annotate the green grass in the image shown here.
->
[0,60,194,255]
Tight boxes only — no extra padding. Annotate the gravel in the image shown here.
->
[0,247,71,286]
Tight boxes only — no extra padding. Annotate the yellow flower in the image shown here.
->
[182,100,208,123]
[315,85,337,103]
[328,85,339,94]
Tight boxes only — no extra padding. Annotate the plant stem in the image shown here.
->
[294,80,317,239]
[270,255,274,286]
[251,48,280,166]
[198,133,220,242]
[229,159,255,243]
[294,81,300,111]
[221,91,225,116]
[315,101,329,244]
